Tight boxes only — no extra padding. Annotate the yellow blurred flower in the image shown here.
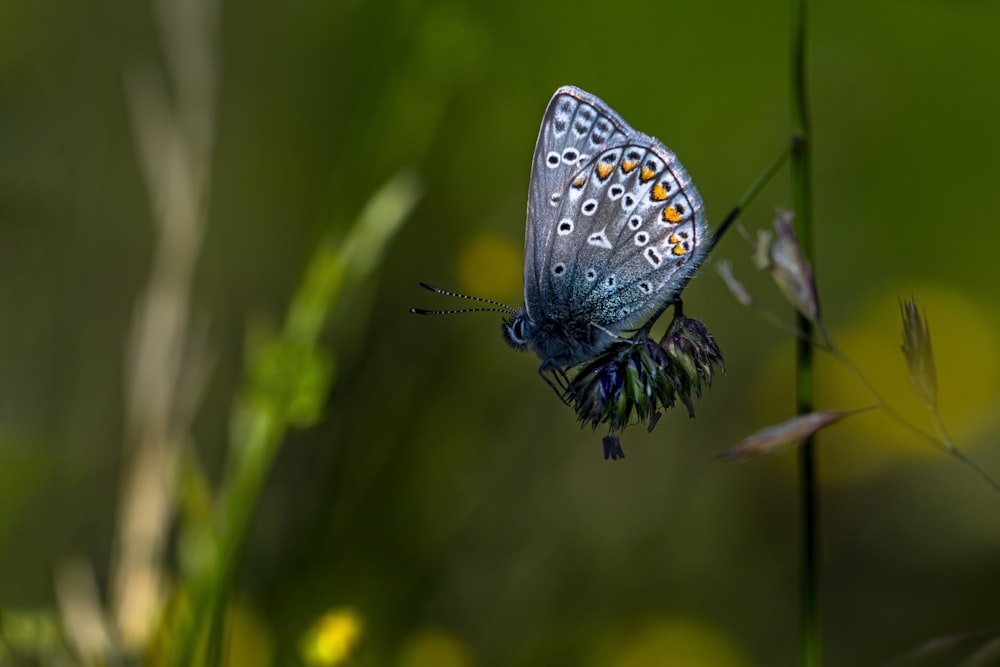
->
[300,607,364,666]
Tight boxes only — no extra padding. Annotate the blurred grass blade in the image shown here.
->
[169,170,422,667]
[885,626,1000,666]
[961,634,1000,667]
[286,171,423,343]
[338,170,424,280]
[716,261,754,308]
[55,559,115,664]
[720,409,869,461]
[899,299,937,411]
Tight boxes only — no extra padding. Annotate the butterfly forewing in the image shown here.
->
[525,87,630,319]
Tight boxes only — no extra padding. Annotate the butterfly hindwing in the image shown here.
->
[538,121,708,329]
[580,141,708,328]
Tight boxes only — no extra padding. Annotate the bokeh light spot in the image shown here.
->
[300,607,364,666]
[223,602,274,667]
[397,628,476,667]
[755,284,1000,485]
[456,233,521,303]
[592,615,750,667]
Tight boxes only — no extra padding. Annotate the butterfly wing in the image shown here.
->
[540,98,711,332]
[524,86,631,321]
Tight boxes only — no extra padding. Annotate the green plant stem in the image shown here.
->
[168,173,421,667]
[712,142,793,246]
[790,0,821,664]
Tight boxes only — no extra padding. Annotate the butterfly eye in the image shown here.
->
[502,316,529,350]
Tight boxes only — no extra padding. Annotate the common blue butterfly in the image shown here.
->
[414,86,719,455]
[502,85,710,370]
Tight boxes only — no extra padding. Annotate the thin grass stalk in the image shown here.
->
[712,142,793,246]
[790,0,821,664]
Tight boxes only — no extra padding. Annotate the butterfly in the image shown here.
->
[416,85,711,394]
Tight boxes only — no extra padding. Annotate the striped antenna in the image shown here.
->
[410,282,518,316]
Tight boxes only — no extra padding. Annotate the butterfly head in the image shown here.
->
[501,313,530,351]
[502,308,618,369]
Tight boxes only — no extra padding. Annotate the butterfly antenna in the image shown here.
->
[411,282,518,316]
[411,306,516,316]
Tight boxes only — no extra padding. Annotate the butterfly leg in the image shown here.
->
[537,358,574,405]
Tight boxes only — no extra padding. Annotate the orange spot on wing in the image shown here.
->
[572,177,586,188]
[651,184,668,201]
[596,163,614,179]
[663,207,682,223]
[672,245,687,255]
[621,160,637,173]
[668,235,680,244]
[640,166,656,182]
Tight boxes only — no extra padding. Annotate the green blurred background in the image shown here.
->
[2,0,1000,664]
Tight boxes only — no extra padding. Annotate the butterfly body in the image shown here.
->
[504,86,711,371]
